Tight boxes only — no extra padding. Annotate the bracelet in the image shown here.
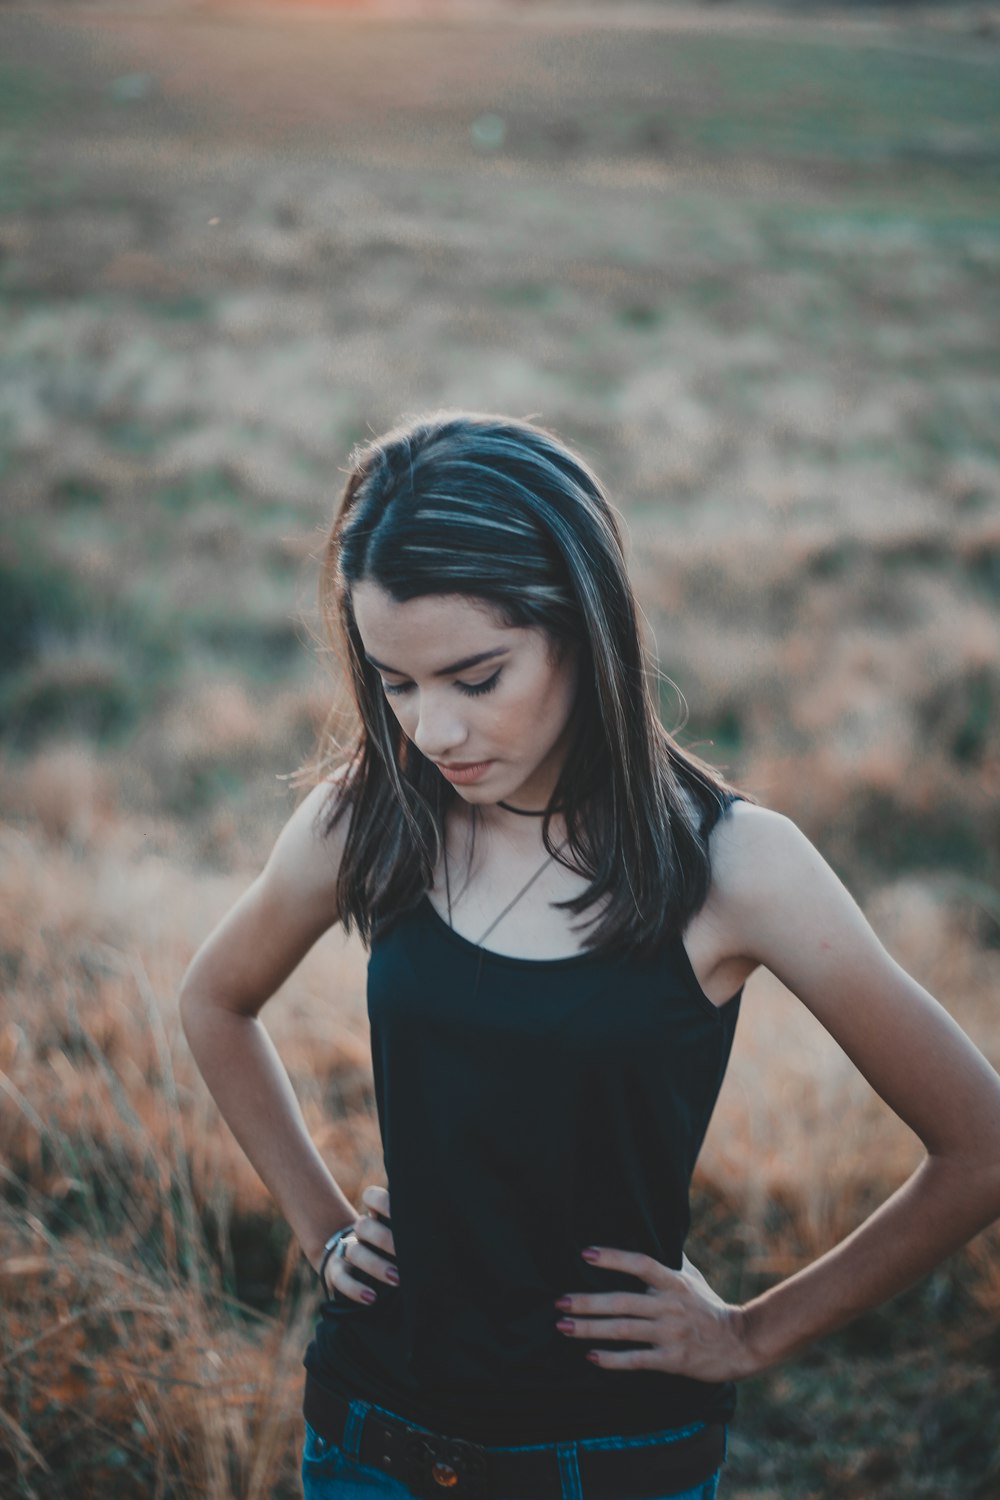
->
[317,1222,358,1293]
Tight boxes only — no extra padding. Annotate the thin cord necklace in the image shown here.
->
[497,800,562,818]
[450,846,566,946]
[443,828,569,1005]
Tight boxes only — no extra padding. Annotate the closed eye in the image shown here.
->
[458,671,502,697]
[382,669,502,699]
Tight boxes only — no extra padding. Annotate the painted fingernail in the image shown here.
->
[556,1319,575,1333]
[554,1296,573,1310]
[385,1265,400,1284]
[582,1247,600,1262]
[361,1288,377,1303]
[586,1351,601,1363]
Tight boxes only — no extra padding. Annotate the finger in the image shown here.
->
[554,1292,656,1318]
[580,1246,675,1290]
[585,1346,662,1371]
[343,1234,399,1287]
[354,1213,396,1260]
[358,1185,395,1255]
[361,1184,391,1220]
[556,1315,657,1343]
[326,1256,378,1304]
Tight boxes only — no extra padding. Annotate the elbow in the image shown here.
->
[177,983,202,1044]
[177,982,261,1034]
[926,1146,1000,1231]
[976,1160,1000,1233]
[982,1156,1000,1225]
[177,983,223,1040]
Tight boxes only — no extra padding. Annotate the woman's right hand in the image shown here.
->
[323,1185,399,1303]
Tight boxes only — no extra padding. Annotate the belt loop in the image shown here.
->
[556,1441,583,1500]
[341,1397,369,1461]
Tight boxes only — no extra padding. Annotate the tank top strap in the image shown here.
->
[699,788,745,840]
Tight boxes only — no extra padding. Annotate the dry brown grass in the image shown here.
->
[0,795,380,1498]
[2,0,999,1493]
[2,756,999,1495]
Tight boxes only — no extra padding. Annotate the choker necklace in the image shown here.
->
[497,800,560,817]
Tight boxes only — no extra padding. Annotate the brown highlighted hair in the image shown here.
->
[294,408,754,959]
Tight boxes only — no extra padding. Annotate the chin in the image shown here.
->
[456,785,509,805]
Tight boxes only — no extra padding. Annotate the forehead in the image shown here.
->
[351,582,515,652]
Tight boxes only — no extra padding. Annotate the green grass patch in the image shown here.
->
[146,292,215,322]
[849,785,991,878]
[153,467,246,514]
[671,32,1000,178]
[184,611,305,678]
[0,60,82,215]
[0,61,58,134]
[50,476,105,510]
[0,545,182,750]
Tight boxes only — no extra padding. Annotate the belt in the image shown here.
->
[304,1372,726,1500]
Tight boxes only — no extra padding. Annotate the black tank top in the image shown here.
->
[303,792,745,1444]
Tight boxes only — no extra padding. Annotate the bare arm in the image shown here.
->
[724,805,1000,1373]
[178,776,359,1272]
[555,803,1000,1381]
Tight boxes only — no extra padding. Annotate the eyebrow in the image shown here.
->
[365,648,509,678]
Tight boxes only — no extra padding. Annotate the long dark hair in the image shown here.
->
[295,408,755,959]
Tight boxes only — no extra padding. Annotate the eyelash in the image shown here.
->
[382,670,502,699]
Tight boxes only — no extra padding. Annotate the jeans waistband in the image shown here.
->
[304,1372,726,1500]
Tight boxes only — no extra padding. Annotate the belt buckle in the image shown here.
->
[399,1425,490,1500]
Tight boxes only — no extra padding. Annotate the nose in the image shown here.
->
[410,692,469,763]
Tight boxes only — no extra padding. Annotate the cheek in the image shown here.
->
[521,681,569,744]
[544,664,576,723]
[381,695,413,734]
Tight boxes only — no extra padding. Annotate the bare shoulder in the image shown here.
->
[710,799,843,923]
[710,796,793,874]
[708,797,898,999]
[678,797,805,1005]
[704,797,1000,1168]
[676,787,791,898]
[675,793,784,1004]
[265,768,356,899]
[178,766,357,1017]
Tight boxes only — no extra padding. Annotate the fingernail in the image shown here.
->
[556,1319,575,1333]
[554,1296,572,1310]
[361,1288,377,1303]
[581,1247,600,1262]
[386,1266,400,1284]
[586,1351,601,1363]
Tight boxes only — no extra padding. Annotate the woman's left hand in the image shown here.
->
[554,1247,755,1383]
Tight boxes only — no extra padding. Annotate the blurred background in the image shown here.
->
[1,0,999,1495]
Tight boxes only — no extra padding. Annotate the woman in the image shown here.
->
[179,410,1000,1500]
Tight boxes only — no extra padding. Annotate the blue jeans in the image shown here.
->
[301,1398,724,1500]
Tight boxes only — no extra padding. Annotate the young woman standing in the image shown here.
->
[179,410,1000,1500]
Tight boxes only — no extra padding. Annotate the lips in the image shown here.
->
[435,759,493,784]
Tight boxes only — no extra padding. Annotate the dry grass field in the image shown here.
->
[1,1,999,1495]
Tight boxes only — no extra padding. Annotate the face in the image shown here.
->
[351,581,580,809]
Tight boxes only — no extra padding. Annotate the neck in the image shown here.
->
[479,799,568,850]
